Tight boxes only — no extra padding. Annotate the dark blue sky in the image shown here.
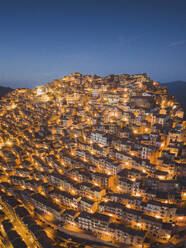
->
[0,0,186,88]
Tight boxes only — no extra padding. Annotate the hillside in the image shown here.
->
[0,73,185,248]
[161,81,186,118]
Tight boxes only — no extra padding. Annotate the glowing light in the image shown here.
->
[135,192,141,197]
[6,140,12,146]
[11,104,17,109]
[178,217,183,220]
[71,189,75,194]
[117,186,121,191]
[137,223,142,227]
[155,215,161,219]
[159,176,164,180]
[37,87,44,95]
[71,203,76,208]
[107,213,114,217]
[88,195,93,200]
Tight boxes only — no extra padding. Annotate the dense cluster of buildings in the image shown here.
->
[0,72,185,248]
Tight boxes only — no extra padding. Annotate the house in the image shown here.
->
[76,211,92,231]
[98,201,124,217]
[144,200,177,221]
[117,177,133,193]
[98,157,123,175]
[61,209,77,226]
[78,197,97,213]
[91,172,110,188]
[174,208,186,226]
[66,168,92,183]
[91,212,110,233]
[76,211,110,234]
[47,173,77,194]
[130,96,155,109]
[31,193,62,220]
[50,189,77,208]
[90,131,111,147]
[108,223,147,246]
[141,144,156,159]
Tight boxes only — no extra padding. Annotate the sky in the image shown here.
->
[0,0,186,88]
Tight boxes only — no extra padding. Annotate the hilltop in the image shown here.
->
[0,73,185,248]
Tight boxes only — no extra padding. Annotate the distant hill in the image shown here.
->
[161,81,186,118]
[0,86,13,99]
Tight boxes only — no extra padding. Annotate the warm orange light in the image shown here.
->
[107,213,114,217]
[135,192,141,197]
[71,189,75,194]
[6,140,12,146]
[155,215,161,219]
[178,216,183,220]
[87,195,93,200]
[158,176,164,180]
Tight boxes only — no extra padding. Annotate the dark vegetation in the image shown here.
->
[0,86,13,99]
